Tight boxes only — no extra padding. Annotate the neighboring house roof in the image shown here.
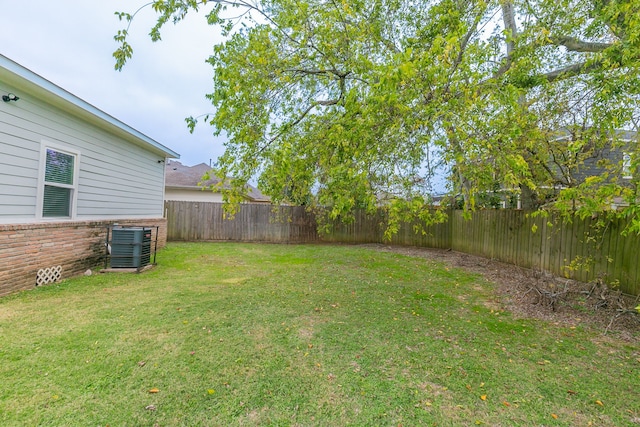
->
[0,54,179,159]
[165,161,270,202]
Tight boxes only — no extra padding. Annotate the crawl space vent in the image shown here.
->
[36,266,62,286]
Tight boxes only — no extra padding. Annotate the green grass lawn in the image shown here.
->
[1,243,638,426]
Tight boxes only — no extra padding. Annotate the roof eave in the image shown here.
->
[0,54,180,159]
[166,185,219,191]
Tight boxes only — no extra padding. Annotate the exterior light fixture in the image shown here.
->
[2,93,19,102]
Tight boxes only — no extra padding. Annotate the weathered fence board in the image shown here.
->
[165,201,639,295]
[165,201,318,243]
[444,211,639,295]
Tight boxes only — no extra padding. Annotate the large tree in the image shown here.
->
[115,0,640,230]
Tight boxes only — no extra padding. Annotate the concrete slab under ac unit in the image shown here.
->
[100,264,156,274]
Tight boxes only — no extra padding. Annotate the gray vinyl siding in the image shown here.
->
[0,106,40,218]
[0,79,168,223]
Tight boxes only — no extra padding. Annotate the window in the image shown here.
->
[623,152,632,179]
[38,144,80,218]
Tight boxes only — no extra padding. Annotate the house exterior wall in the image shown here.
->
[0,218,167,297]
[0,79,166,224]
[0,55,179,297]
[164,188,224,203]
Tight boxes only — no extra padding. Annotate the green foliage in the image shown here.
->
[115,0,640,233]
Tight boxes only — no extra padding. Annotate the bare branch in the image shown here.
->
[259,93,342,154]
[551,36,613,53]
[501,1,518,56]
[258,104,315,154]
[316,98,341,106]
[284,68,351,78]
[541,61,602,84]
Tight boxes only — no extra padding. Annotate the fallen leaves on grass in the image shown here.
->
[414,400,432,408]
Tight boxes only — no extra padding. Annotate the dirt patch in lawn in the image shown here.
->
[360,244,639,342]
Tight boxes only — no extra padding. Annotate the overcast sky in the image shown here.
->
[1,1,226,167]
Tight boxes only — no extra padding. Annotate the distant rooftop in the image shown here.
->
[165,160,270,202]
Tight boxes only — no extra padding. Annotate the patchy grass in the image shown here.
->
[1,243,638,426]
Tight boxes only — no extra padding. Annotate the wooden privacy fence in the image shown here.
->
[319,208,453,249]
[448,210,639,296]
[324,209,639,295]
[165,201,318,243]
[165,201,640,295]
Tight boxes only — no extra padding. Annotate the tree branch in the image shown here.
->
[551,36,613,53]
[258,93,343,154]
[316,98,341,106]
[501,1,518,56]
[258,104,315,154]
[494,55,609,88]
[541,60,602,84]
[284,68,351,78]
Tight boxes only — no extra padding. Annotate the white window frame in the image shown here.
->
[622,152,632,180]
[36,141,81,220]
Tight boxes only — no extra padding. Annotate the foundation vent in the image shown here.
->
[36,266,62,286]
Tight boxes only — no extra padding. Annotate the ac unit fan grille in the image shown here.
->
[110,228,152,269]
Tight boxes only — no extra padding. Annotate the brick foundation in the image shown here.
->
[0,218,167,297]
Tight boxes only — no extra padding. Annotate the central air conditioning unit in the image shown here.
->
[109,227,152,269]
